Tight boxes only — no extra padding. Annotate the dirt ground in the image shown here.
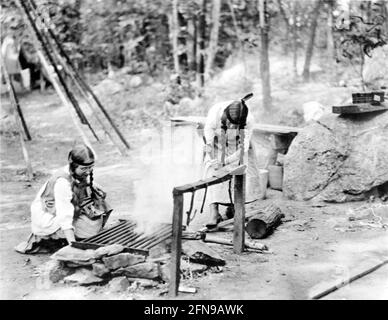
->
[1,89,388,300]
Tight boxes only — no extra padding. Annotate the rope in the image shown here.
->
[186,191,196,226]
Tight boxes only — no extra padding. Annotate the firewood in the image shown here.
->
[245,204,284,239]
[203,234,268,251]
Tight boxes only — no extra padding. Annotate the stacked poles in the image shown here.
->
[27,0,130,153]
[1,56,33,181]
[17,0,130,155]
[17,0,100,146]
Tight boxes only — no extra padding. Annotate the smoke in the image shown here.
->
[131,124,204,235]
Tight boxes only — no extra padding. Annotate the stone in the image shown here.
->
[159,263,170,283]
[102,253,145,270]
[148,241,170,258]
[108,276,130,293]
[51,246,95,265]
[182,241,226,266]
[93,244,125,259]
[63,268,104,285]
[40,260,74,283]
[283,111,388,202]
[92,263,111,278]
[65,260,96,268]
[181,259,209,273]
[112,262,160,280]
[129,75,142,88]
[93,78,123,96]
[127,278,159,289]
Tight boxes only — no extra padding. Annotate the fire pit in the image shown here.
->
[72,220,172,256]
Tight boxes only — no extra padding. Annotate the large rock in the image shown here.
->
[51,246,95,265]
[107,276,130,293]
[363,45,388,90]
[283,111,388,202]
[102,253,145,270]
[112,262,160,280]
[63,268,104,286]
[92,263,110,278]
[93,244,125,260]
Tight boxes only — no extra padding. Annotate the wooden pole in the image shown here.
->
[1,57,33,180]
[233,173,245,254]
[311,259,388,300]
[37,51,95,155]
[18,0,99,143]
[57,53,128,156]
[1,58,31,141]
[169,192,184,297]
[234,127,246,253]
[221,129,226,166]
[30,0,130,150]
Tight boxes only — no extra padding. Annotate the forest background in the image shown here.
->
[1,0,388,130]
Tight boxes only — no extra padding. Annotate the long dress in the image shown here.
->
[203,101,260,206]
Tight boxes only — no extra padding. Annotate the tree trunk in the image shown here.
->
[170,0,180,75]
[259,0,272,110]
[302,0,323,82]
[277,0,291,54]
[292,0,298,79]
[205,0,221,78]
[380,0,388,36]
[197,0,206,87]
[326,0,335,81]
[187,14,198,74]
[245,204,284,239]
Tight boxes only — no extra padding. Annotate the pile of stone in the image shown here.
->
[41,240,226,293]
[44,244,168,289]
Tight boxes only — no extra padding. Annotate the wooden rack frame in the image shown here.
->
[168,164,246,297]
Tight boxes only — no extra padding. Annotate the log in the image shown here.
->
[245,204,284,239]
[181,240,225,266]
[182,230,206,240]
[203,234,268,251]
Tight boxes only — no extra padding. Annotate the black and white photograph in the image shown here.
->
[1,0,388,302]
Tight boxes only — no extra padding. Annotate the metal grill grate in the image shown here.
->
[72,220,172,255]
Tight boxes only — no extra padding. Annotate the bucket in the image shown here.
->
[268,165,283,191]
[258,169,269,199]
[20,68,31,90]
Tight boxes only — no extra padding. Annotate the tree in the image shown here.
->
[302,0,323,81]
[171,0,180,74]
[197,0,206,87]
[259,0,272,110]
[326,0,335,80]
[205,0,221,78]
[292,0,299,79]
[276,0,291,54]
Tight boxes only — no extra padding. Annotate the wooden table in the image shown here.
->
[170,116,301,167]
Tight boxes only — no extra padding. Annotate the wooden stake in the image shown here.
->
[221,129,226,166]
[1,57,33,180]
[169,193,184,297]
[233,173,246,254]
[0,57,31,141]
